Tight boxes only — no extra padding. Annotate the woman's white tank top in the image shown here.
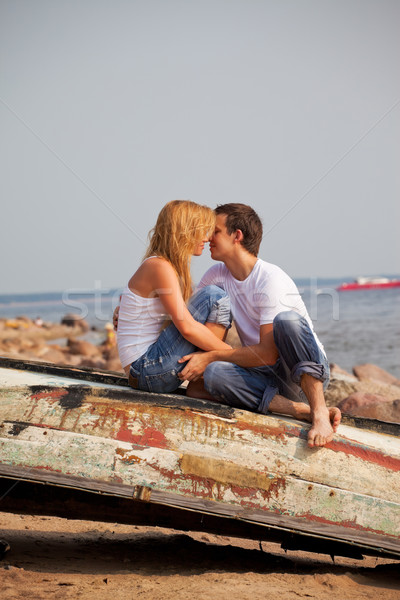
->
[117,258,167,368]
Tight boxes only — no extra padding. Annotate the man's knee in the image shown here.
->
[202,286,231,329]
[273,310,302,327]
[273,311,304,338]
[189,286,231,328]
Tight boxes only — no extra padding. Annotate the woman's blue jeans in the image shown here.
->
[203,310,330,413]
[129,285,231,393]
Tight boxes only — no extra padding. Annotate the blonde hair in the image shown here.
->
[144,200,215,302]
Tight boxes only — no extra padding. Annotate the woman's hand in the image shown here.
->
[178,351,214,381]
[113,306,120,331]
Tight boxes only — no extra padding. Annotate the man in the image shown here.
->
[178,203,340,448]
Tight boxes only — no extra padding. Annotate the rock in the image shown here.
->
[337,392,390,415]
[339,394,400,424]
[67,338,101,358]
[105,358,124,373]
[61,314,90,332]
[329,363,358,383]
[324,373,400,407]
[31,343,53,357]
[16,315,31,323]
[40,347,67,364]
[0,339,25,354]
[356,399,400,423]
[61,353,83,367]
[79,357,107,369]
[18,339,35,350]
[324,379,359,407]
[353,363,400,387]
[100,344,119,361]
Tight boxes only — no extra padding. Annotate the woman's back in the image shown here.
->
[117,257,171,369]
[127,256,164,299]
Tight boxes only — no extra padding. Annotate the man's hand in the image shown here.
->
[113,306,120,331]
[178,351,214,381]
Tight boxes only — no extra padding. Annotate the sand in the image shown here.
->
[1,511,399,600]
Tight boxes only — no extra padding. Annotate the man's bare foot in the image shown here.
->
[300,404,341,432]
[268,396,341,433]
[298,373,339,448]
[307,409,335,448]
[329,406,341,432]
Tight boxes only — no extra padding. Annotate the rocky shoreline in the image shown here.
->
[325,363,400,423]
[1,315,399,424]
[0,314,121,373]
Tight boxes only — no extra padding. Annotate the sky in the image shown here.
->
[1,0,399,294]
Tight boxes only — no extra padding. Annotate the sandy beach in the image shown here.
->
[1,511,399,600]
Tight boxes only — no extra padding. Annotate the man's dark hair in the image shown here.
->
[215,203,263,256]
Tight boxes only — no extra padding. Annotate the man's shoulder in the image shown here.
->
[253,258,285,279]
[254,259,296,288]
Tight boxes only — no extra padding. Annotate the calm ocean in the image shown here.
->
[1,278,399,379]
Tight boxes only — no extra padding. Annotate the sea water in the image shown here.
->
[1,278,399,378]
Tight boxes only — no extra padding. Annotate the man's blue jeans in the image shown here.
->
[129,285,231,393]
[203,310,330,413]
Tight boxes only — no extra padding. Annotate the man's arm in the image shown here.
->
[179,323,279,381]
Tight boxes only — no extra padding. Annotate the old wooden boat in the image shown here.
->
[0,356,399,560]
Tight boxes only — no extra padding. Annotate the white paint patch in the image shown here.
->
[0,367,128,390]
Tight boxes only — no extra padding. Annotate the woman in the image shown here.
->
[117,200,232,394]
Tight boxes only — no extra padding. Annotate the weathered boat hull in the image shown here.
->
[0,357,399,559]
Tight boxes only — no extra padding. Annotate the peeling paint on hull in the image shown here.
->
[0,359,399,558]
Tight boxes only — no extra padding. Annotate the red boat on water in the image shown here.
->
[337,277,400,291]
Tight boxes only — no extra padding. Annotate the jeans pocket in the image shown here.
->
[130,365,140,378]
[129,358,142,379]
[144,369,181,393]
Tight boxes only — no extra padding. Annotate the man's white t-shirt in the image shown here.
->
[198,258,325,354]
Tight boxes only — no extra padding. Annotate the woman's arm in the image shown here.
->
[147,258,231,351]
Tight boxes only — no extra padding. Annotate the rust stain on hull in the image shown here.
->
[327,439,400,472]
[116,424,169,448]
[115,447,143,464]
[296,510,400,541]
[180,453,282,495]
